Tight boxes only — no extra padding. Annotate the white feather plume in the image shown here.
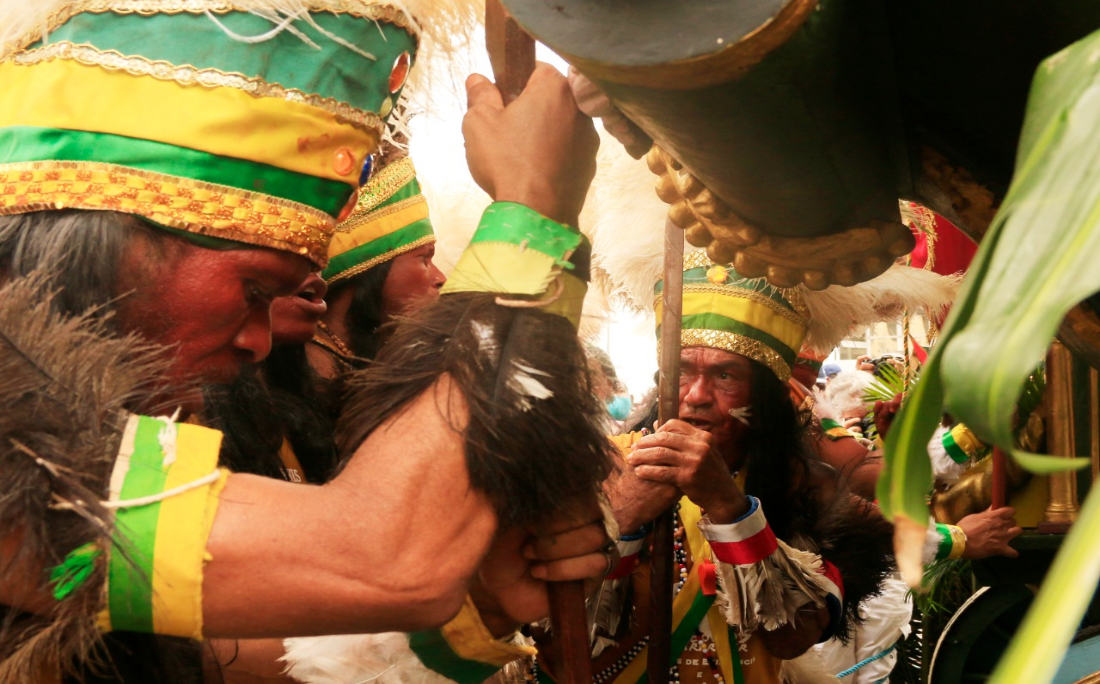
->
[579,139,961,354]
[801,266,961,353]
[283,633,456,684]
[584,134,704,314]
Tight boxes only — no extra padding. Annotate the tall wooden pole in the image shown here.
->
[648,217,685,684]
[486,4,591,682]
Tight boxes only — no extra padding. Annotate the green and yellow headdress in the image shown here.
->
[0,1,437,266]
[322,156,434,282]
[656,252,809,381]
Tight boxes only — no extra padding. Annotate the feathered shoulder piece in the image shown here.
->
[0,274,171,683]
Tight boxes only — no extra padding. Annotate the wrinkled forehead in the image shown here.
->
[680,346,753,373]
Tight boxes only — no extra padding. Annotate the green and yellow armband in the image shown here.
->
[441,201,589,329]
[409,595,537,683]
[47,414,228,639]
[943,423,988,464]
[934,523,967,561]
[97,414,228,638]
[820,417,855,441]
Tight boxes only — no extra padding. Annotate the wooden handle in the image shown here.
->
[991,446,1007,510]
[548,581,594,684]
[648,216,685,684]
[485,5,591,680]
[486,0,536,104]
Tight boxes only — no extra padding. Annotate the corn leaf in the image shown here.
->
[1011,451,1090,474]
[986,488,1100,684]
[881,26,1100,684]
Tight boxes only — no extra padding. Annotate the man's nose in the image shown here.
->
[680,374,713,408]
[233,307,274,364]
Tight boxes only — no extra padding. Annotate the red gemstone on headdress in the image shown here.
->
[336,188,360,223]
[389,51,410,94]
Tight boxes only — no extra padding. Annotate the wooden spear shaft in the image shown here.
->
[649,217,685,684]
[485,4,592,683]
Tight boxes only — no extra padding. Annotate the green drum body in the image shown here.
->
[504,0,1100,285]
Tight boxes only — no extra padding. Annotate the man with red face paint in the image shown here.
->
[532,255,896,684]
[0,47,612,684]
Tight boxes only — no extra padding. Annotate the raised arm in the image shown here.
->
[202,375,494,637]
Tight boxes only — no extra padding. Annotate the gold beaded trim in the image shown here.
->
[2,1,416,58]
[326,233,435,282]
[683,250,715,271]
[352,156,417,216]
[679,328,791,381]
[337,193,425,233]
[0,160,334,265]
[680,250,809,319]
[12,42,384,133]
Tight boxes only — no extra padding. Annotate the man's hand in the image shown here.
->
[958,507,1023,559]
[873,392,903,440]
[604,461,680,536]
[627,420,748,524]
[463,63,599,226]
[473,506,613,635]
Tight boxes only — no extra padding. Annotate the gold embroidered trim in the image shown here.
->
[0,160,334,264]
[678,328,791,381]
[12,42,383,133]
[683,250,715,271]
[680,250,809,318]
[338,194,425,233]
[326,233,435,282]
[3,1,416,58]
[353,156,417,215]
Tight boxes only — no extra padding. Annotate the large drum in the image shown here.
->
[504,0,1100,287]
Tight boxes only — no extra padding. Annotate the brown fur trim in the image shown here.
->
[0,274,173,683]
[336,293,615,527]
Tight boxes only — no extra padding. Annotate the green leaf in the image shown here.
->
[879,26,1100,684]
[940,37,1100,451]
[987,487,1100,684]
[1011,450,1091,474]
[862,362,906,406]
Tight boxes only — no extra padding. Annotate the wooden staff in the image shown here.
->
[486,0,535,103]
[991,447,1007,510]
[648,217,685,684]
[485,4,592,682]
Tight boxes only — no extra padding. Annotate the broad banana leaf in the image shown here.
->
[878,26,1100,684]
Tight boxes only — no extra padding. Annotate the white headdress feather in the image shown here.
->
[581,139,961,353]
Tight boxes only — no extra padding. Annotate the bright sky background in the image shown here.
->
[407,39,660,402]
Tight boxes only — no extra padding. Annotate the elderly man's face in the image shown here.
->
[116,240,312,412]
[679,347,753,461]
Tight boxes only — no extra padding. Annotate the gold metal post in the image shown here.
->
[1041,340,1080,530]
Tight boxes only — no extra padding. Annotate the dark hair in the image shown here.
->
[740,361,818,540]
[0,210,175,320]
[338,292,615,527]
[740,360,894,641]
[0,212,206,684]
[325,259,394,362]
[203,345,339,484]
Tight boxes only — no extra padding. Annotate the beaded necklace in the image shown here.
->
[315,320,353,357]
